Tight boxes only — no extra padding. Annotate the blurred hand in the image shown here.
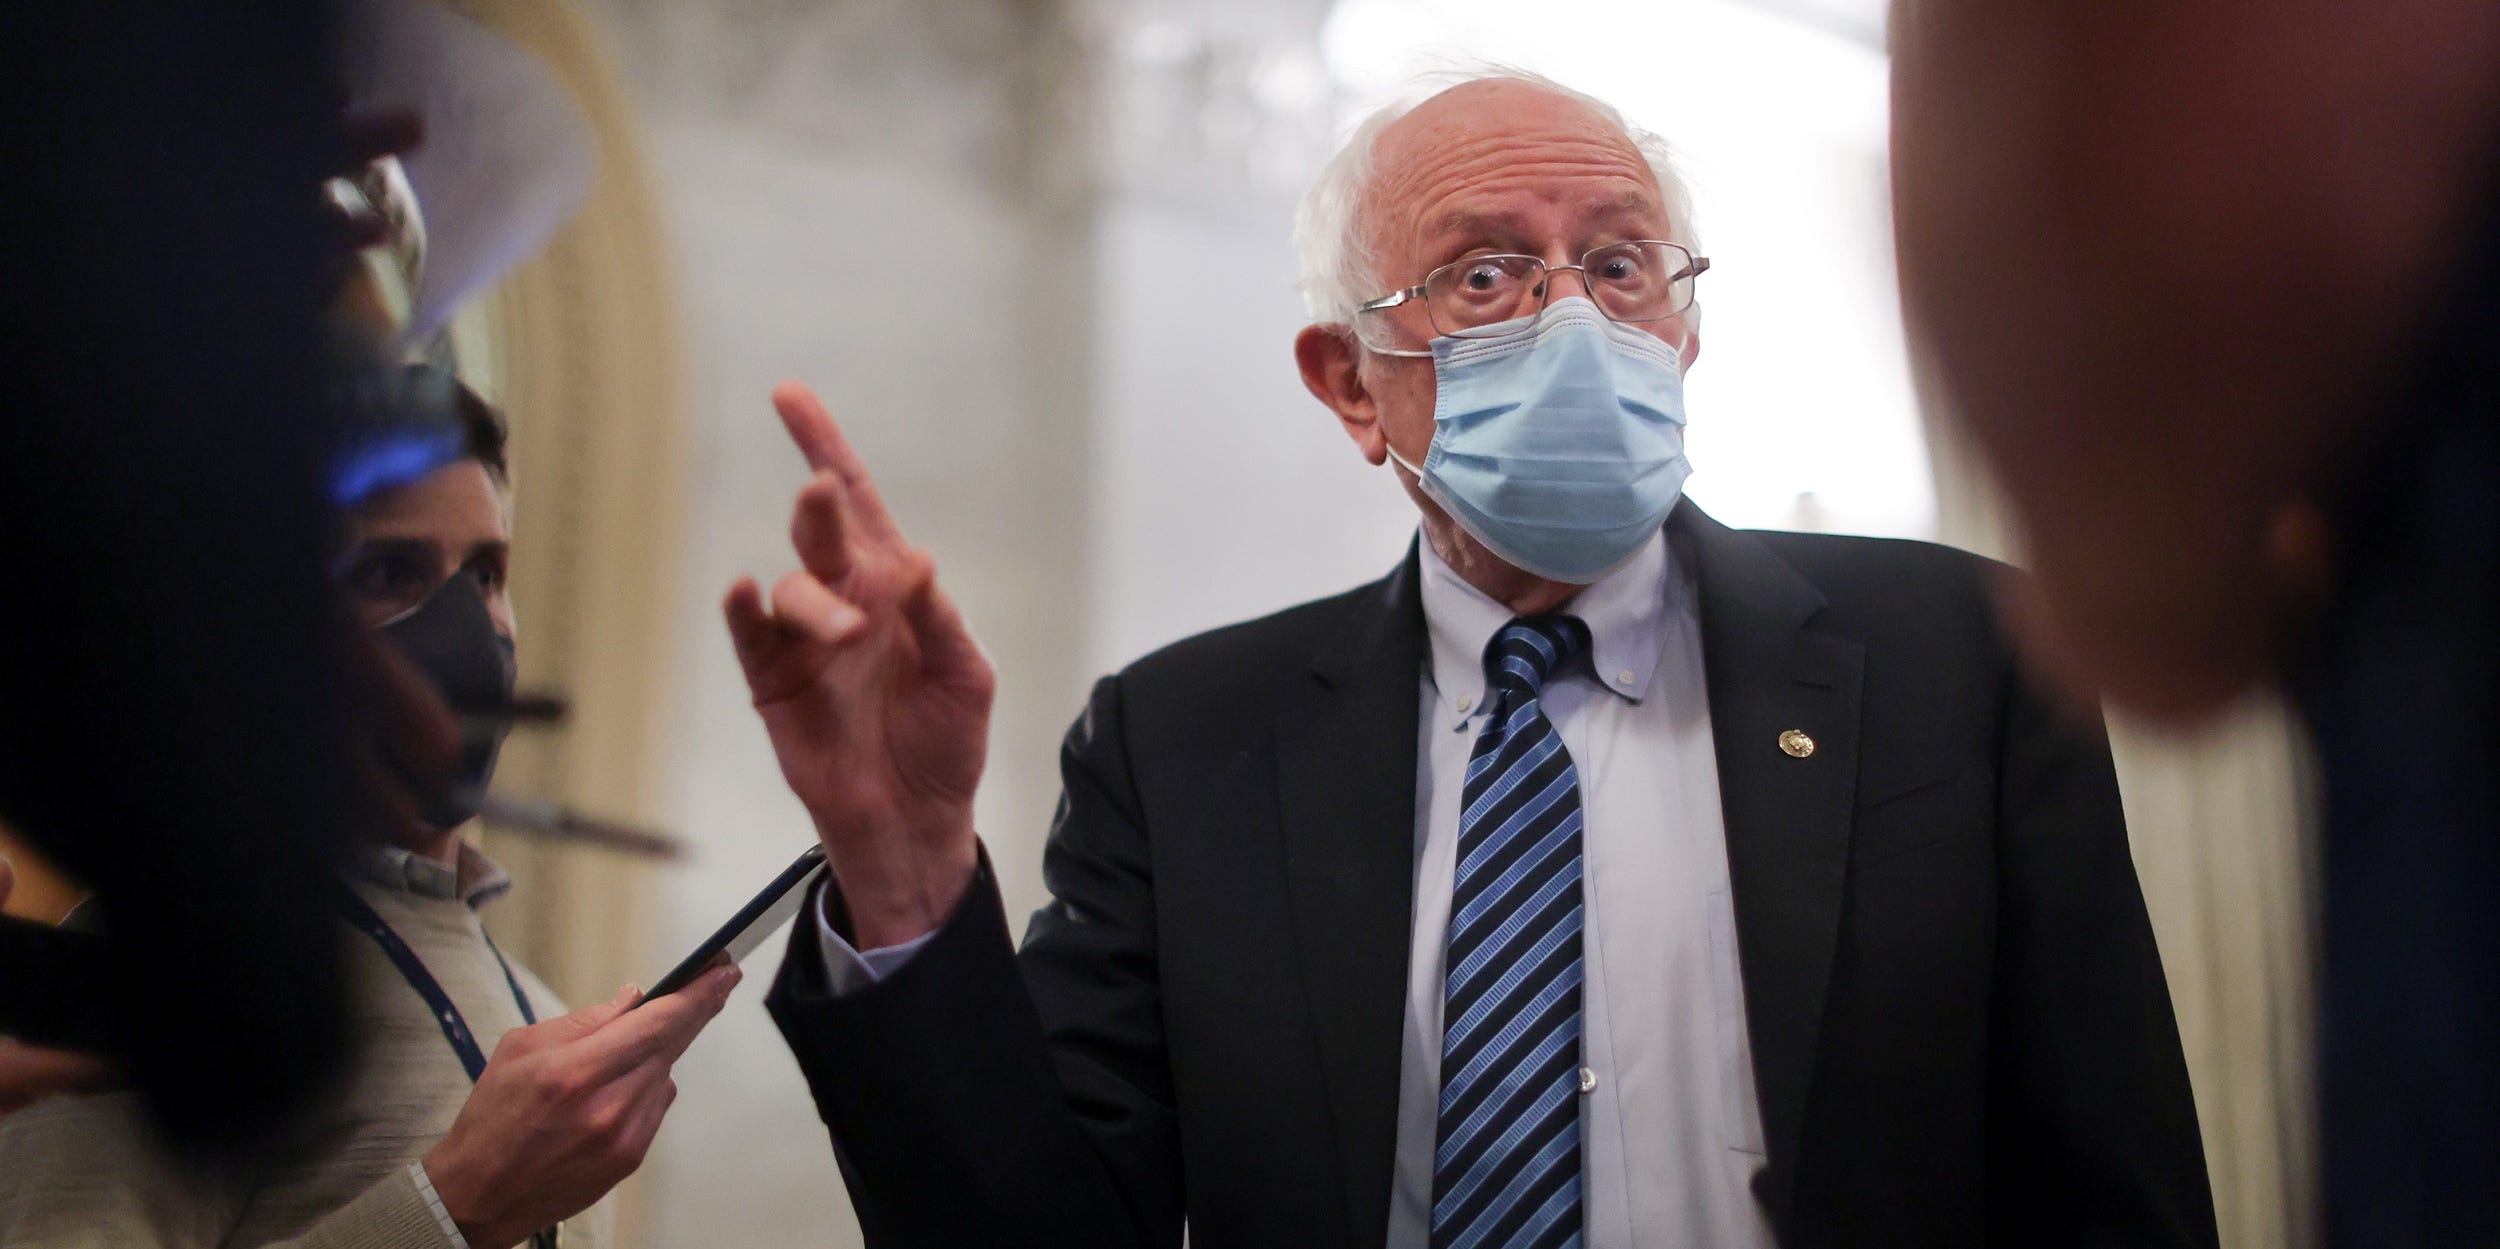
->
[723,382,992,949]
[0,860,117,1118]
[423,964,739,1249]
[324,107,422,253]
[0,1038,113,1119]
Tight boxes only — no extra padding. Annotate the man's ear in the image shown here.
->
[1296,324,1388,464]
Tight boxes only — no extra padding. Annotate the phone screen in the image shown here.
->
[639,845,827,1005]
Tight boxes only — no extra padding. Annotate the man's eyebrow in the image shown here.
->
[346,534,434,555]
[1426,195,1666,247]
[1427,207,1532,243]
[1587,192,1653,222]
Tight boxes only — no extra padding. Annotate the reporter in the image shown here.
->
[0,376,738,1249]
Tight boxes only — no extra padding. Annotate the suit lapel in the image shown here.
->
[1273,548,1425,1249]
[1673,504,1865,1226]
[1265,516,1863,1238]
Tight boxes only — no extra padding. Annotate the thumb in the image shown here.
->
[571,984,643,1032]
[898,560,988,690]
[513,984,639,1055]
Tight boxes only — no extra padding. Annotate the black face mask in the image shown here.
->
[379,569,517,829]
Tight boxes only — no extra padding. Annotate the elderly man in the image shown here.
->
[733,72,2215,1249]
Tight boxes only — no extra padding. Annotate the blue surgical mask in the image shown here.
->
[1384,297,1693,583]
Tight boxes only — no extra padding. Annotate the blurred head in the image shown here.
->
[1293,70,1704,599]
[1890,0,2500,722]
[338,375,514,642]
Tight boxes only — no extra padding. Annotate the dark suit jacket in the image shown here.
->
[769,503,2218,1249]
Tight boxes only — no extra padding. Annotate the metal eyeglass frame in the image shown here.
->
[1354,241,1710,357]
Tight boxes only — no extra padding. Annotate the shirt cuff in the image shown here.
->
[812,887,938,995]
[408,1160,472,1249]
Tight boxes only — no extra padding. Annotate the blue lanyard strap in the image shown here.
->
[333,884,558,1247]
[332,884,538,1082]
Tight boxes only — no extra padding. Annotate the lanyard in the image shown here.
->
[334,885,560,1249]
[333,885,537,1080]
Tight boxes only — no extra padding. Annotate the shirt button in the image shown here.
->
[1456,694,1473,713]
[1578,1066,1598,1094]
[1615,669,1634,686]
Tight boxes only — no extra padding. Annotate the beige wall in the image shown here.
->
[580,2,1103,1243]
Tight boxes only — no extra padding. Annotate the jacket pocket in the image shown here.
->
[1849,770,1990,871]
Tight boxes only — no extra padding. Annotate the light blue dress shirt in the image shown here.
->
[1393,529,1777,1249]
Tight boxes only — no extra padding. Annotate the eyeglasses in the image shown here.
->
[1357,240,1709,343]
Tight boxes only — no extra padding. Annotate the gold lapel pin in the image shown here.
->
[1779,729,1815,759]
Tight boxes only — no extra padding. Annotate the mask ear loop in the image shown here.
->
[1344,316,1435,472]
[1357,328,1434,360]
[372,566,490,630]
[374,594,429,631]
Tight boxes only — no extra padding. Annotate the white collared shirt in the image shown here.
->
[1387,528,1778,1249]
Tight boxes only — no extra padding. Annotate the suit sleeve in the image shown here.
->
[1984,661,2220,1249]
[765,674,1182,1249]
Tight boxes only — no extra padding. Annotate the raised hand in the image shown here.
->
[722,382,993,948]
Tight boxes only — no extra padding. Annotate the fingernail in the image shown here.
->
[829,601,864,635]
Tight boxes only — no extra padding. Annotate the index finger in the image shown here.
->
[771,381,900,541]
[566,963,739,1085]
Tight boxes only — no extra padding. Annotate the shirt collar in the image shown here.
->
[1417,528,1675,725]
[350,839,514,909]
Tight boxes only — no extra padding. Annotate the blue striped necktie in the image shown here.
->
[1432,614,1593,1249]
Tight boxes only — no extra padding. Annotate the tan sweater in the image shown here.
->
[0,845,613,1249]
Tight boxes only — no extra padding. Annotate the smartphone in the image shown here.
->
[639,844,827,1005]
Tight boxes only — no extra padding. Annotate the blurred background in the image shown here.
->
[4,0,2319,1244]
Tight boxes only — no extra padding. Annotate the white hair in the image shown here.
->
[1294,65,1700,336]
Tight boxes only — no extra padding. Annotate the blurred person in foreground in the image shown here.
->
[731,70,2213,1249]
[1890,2,2500,1245]
[0,0,379,1148]
[0,374,739,1249]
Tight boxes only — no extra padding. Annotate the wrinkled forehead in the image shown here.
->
[1363,83,1665,267]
